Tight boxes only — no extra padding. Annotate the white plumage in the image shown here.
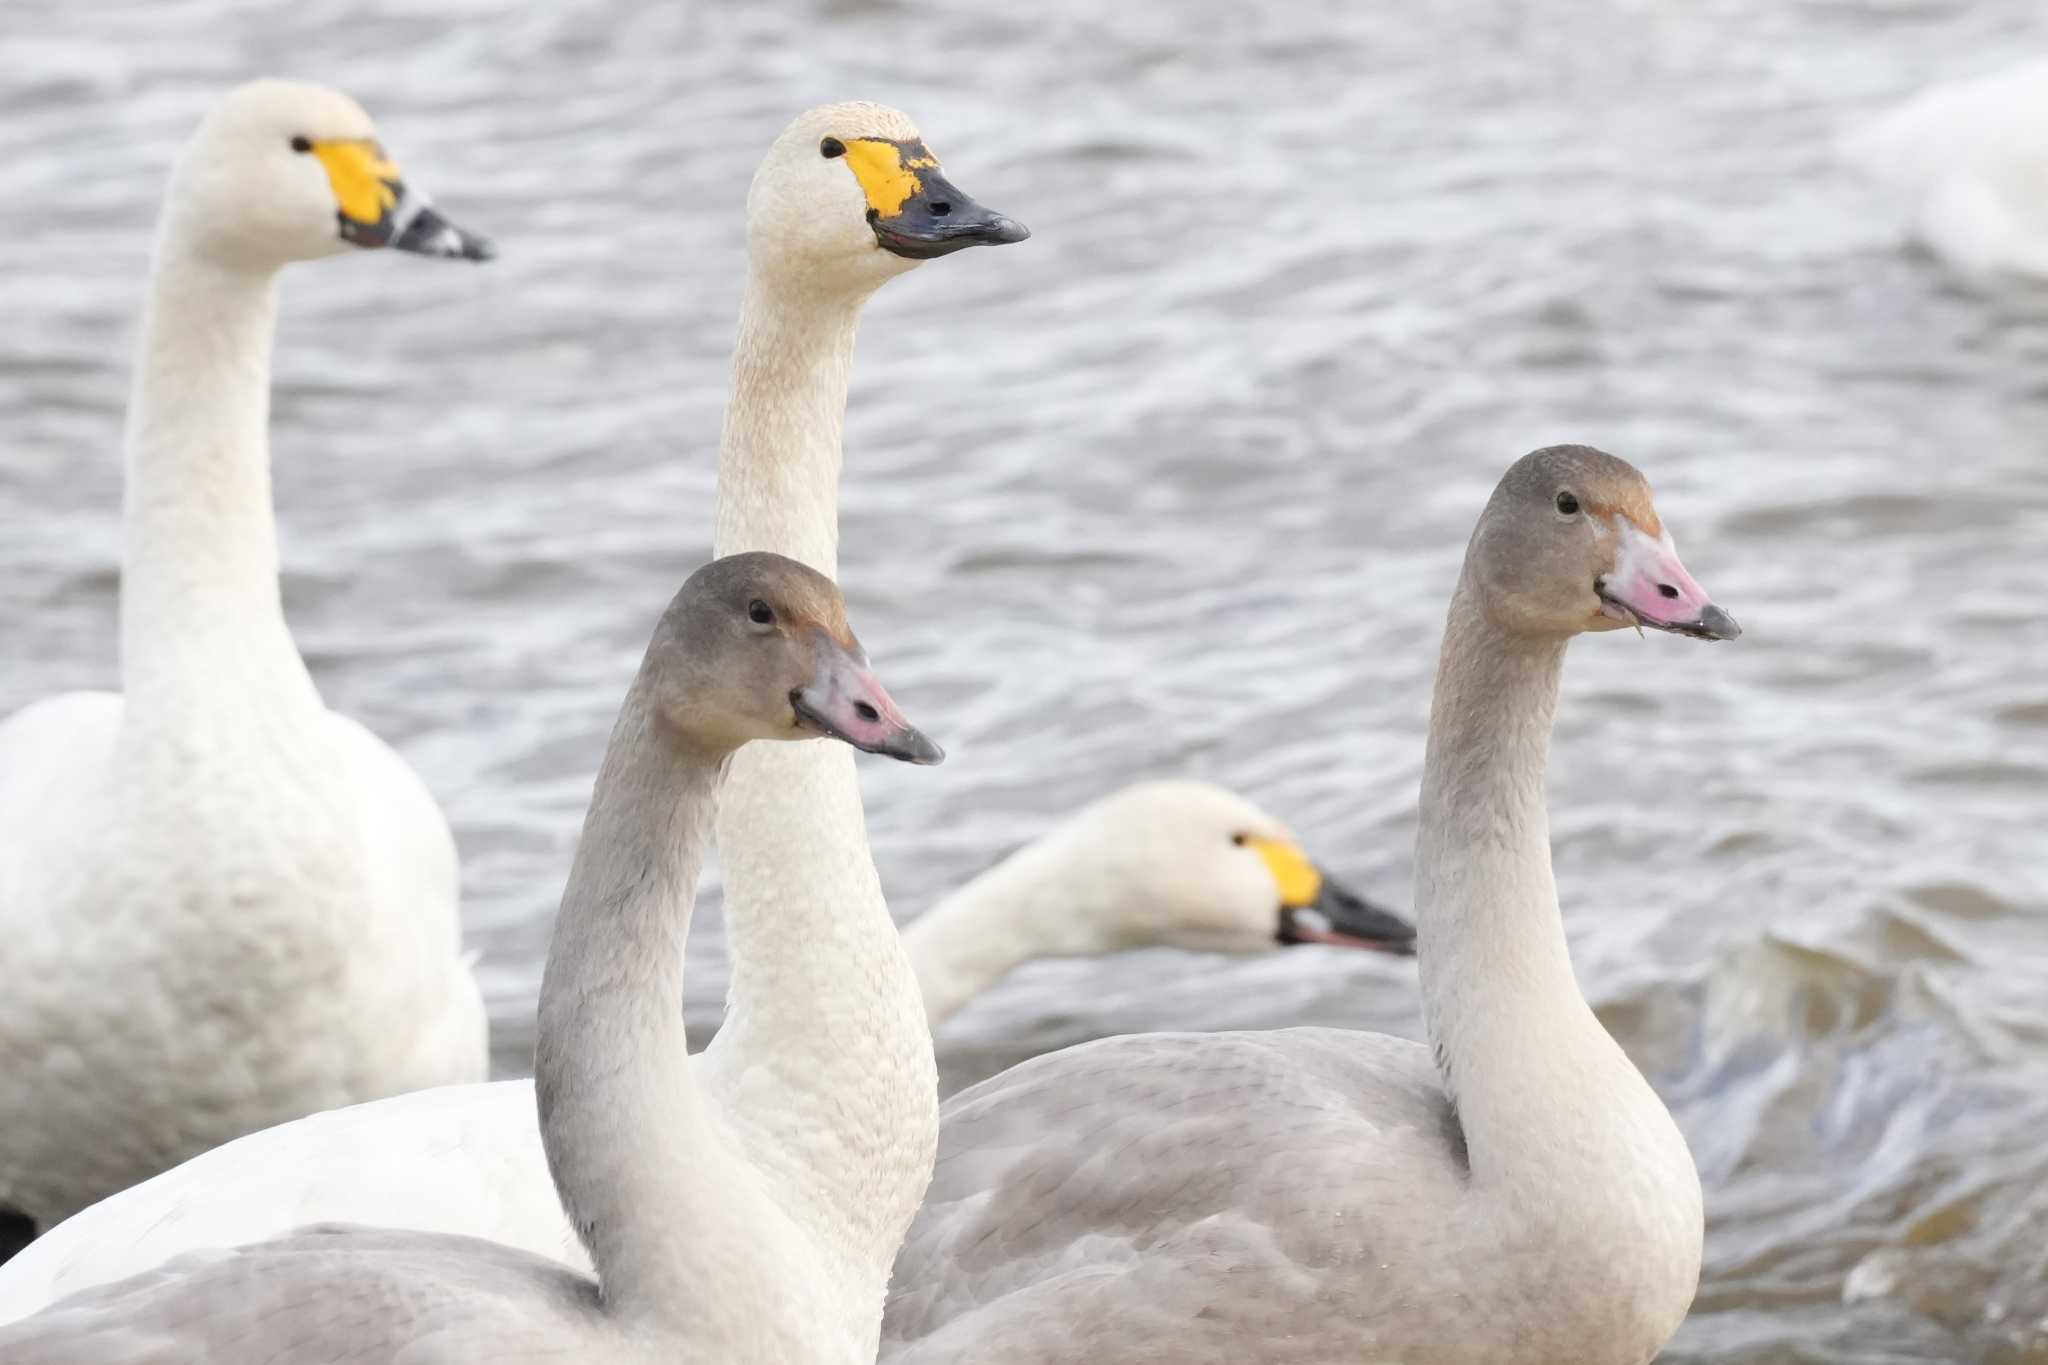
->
[0,78,487,1233]
[1842,59,2048,280]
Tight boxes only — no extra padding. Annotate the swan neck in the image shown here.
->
[711,270,868,575]
[534,680,725,1318]
[699,263,935,1309]
[1415,579,1609,1182]
[118,235,313,714]
[904,842,1104,1026]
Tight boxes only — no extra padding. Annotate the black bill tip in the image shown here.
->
[1278,878,1417,955]
[393,204,495,262]
[871,173,1030,260]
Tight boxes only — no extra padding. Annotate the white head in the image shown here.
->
[1032,780,1415,957]
[744,101,1028,295]
[159,78,492,271]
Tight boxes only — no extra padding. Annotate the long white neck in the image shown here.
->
[119,232,318,722]
[1415,575,1681,1199]
[535,682,735,1323]
[902,837,1111,1026]
[703,266,938,1293]
[712,270,865,571]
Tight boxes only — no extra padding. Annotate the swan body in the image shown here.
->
[0,779,1414,1319]
[881,447,1734,1365]
[0,95,1027,1344]
[1842,59,2048,280]
[0,79,492,1232]
[0,554,944,1363]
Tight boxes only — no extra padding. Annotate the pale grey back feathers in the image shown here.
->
[0,1225,606,1364]
[883,1028,1469,1364]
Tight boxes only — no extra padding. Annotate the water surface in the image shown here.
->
[4,1,2047,1357]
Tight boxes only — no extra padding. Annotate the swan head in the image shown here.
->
[1470,444,1741,642]
[650,551,943,765]
[745,101,1028,292]
[162,79,493,270]
[1043,780,1414,957]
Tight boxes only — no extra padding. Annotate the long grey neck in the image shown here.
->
[702,264,937,1288]
[119,235,317,723]
[1415,574,1628,1191]
[534,679,727,1319]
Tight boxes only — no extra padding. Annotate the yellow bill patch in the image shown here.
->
[1245,837,1322,909]
[310,139,403,228]
[841,138,938,219]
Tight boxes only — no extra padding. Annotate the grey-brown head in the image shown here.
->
[1468,445,1741,643]
[642,552,943,764]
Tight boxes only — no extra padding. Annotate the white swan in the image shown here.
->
[0,553,947,1363]
[907,778,1413,1026]
[0,97,1026,1317]
[1841,58,2048,280]
[0,79,493,1237]
[0,775,1415,1318]
[881,446,1737,1365]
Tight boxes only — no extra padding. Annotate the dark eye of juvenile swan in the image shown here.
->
[1555,491,1580,516]
[290,136,313,153]
[820,137,846,159]
[748,599,774,625]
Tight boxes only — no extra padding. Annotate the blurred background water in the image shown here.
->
[4,0,2047,1358]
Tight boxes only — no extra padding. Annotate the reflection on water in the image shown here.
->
[3,0,2046,1358]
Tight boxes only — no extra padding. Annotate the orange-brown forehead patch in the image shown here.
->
[784,582,853,647]
[1584,483,1661,538]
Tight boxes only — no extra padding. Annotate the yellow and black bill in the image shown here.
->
[1276,877,1417,955]
[1244,835,1416,955]
[836,137,1029,260]
[303,137,495,262]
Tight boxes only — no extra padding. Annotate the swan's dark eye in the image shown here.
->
[819,137,846,159]
[1555,491,1580,516]
[748,599,774,625]
[290,136,313,154]
[1231,833,1248,846]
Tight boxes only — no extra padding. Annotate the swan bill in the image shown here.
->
[307,138,494,261]
[839,137,1030,259]
[1276,878,1418,955]
[789,633,945,766]
[1244,834,1417,953]
[1594,516,1740,641]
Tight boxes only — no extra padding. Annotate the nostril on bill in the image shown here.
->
[927,201,952,217]
[854,701,880,724]
[1657,584,1679,599]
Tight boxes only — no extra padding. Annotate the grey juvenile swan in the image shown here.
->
[881,445,1741,1365]
[0,552,942,1363]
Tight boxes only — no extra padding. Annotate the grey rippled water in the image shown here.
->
[4,0,2048,1359]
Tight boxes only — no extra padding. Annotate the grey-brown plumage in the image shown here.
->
[879,448,1732,1365]
[0,552,937,1365]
